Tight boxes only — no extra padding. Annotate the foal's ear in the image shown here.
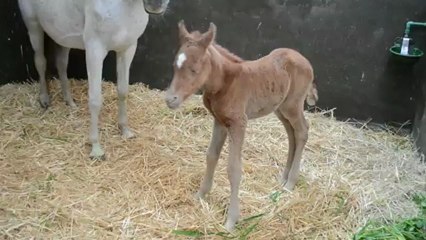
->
[178,20,190,43]
[199,22,216,49]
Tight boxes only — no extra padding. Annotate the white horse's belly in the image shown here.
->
[31,0,149,51]
[85,0,149,51]
[31,0,85,49]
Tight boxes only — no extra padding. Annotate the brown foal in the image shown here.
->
[165,20,318,231]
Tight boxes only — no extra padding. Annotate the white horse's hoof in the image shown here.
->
[39,94,51,109]
[90,144,105,160]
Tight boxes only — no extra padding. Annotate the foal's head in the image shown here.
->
[165,20,216,109]
[143,0,170,15]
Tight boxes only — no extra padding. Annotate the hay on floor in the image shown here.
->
[0,79,425,239]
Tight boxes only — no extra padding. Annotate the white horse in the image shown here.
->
[18,0,170,159]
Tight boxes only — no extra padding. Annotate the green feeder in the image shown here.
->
[389,21,425,64]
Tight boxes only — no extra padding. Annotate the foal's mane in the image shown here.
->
[188,30,244,63]
[211,43,244,63]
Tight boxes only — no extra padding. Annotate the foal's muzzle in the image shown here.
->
[165,91,182,110]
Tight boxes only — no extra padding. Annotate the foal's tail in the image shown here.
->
[306,82,318,106]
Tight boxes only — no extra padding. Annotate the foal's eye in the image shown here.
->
[190,68,197,74]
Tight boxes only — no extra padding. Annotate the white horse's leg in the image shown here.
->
[55,45,76,107]
[26,22,49,108]
[85,40,107,159]
[116,44,137,139]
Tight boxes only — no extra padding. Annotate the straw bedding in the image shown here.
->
[1,79,425,239]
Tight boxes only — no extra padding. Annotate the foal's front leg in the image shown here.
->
[224,121,246,232]
[116,44,137,139]
[196,120,227,199]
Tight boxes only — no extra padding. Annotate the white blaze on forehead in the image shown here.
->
[176,53,187,69]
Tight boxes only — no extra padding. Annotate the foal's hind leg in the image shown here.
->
[55,45,76,107]
[274,110,295,185]
[280,103,309,191]
[26,22,49,108]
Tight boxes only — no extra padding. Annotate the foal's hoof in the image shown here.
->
[67,100,77,108]
[279,176,287,186]
[283,182,295,192]
[121,128,136,139]
[224,219,237,232]
[90,145,106,160]
[39,94,51,109]
[193,191,206,200]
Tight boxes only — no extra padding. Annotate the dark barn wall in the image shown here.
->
[1,0,425,127]
[0,0,33,84]
[413,61,426,156]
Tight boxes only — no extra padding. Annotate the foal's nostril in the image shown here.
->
[165,94,178,104]
[165,94,180,109]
